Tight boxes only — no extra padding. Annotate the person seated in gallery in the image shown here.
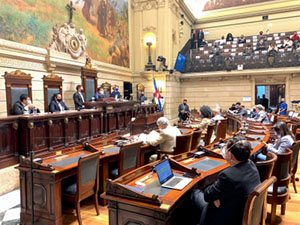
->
[295,42,300,53]
[138,91,147,103]
[94,87,109,101]
[281,37,293,49]
[258,31,266,41]
[219,35,226,45]
[277,98,288,116]
[266,122,295,154]
[268,41,278,55]
[238,34,246,44]
[291,32,299,44]
[226,33,233,42]
[211,42,221,56]
[237,105,248,117]
[243,44,253,56]
[248,104,270,124]
[146,117,181,160]
[49,93,69,113]
[178,99,190,122]
[199,38,207,47]
[256,38,266,51]
[191,105,212,132]
[12,94,40,115]
[111,86,121,99]
[73,85,85,110]
[191,136,260,225]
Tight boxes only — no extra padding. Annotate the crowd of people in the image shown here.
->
[191,29,300,57]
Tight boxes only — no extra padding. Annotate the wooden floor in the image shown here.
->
[63,153,300,225]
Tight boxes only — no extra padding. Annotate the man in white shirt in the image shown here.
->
[146,117,181,161]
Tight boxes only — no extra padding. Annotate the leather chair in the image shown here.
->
[62,151,101,225]
[191,129,202,151]
[203,123,215,146]
[242,176,277,225]
[214,118,227,143]
[173,132,193,155]
[110,141,142,178]
[290,140,300,193]
[267,149,293,225]
[255,152,278,182]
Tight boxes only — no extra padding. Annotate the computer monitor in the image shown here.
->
[174,52,186,72]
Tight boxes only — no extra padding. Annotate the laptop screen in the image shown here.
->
[155,160,174,184]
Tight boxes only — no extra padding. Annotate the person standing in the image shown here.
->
[261,94,269,111]
[278,98,288,116]
[178,99,190,122]
[197,29,205,48]
[73,85,85,110]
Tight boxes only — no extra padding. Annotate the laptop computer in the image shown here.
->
[154,159,192,190]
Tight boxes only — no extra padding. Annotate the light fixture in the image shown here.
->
[144,32,156,71]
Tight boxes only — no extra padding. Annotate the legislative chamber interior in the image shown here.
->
[0,0,300,225]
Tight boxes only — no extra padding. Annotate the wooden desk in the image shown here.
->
[0,115,19,169]
[17,145,96,225]
[0,103,159,168]
[102,153,229,225]
[101,116,270,225]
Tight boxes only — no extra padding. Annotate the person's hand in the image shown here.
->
[181,110,184,113]
[27,104,35,109]
[214,200,220,208]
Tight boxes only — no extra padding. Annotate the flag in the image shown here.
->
[153,77,164,112]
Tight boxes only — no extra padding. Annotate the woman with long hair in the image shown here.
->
[266,122,295,154]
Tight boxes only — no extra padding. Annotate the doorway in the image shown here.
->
[123,82,132,100]
[255,84,285,110]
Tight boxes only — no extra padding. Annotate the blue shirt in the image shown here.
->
[278,102,287,115]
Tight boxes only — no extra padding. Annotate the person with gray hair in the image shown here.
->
[248,104,270,124]
[146,117,181,160]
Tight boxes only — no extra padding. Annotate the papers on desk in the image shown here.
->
[138,133,148,144]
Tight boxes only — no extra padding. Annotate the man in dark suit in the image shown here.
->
[191,136,260,225]
[73,85,85,110]
[138,91,147,103]
[111,86,121,99]
[178,99,190,122]
[94,87,109,100]
[197,29,205,48]
[12,94,38,115]
[49,93,69,113]
[261,94,269,111]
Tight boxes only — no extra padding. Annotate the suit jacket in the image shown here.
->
[178,104,190,114]
[49,100,69,113]
[95,92,109,101]
[146,126,181,153]
[111,91,121,99]
[139,95,147,102]
[204,160,261,225]
[73,92,85,110]
[197,31,204,41]
[12,101,25,115]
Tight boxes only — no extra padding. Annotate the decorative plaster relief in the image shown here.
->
[132,0,166,11]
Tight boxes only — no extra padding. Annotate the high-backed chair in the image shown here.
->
[62,151,101,225]
[173,133,193,155]
[215,118,227,143]
[4,70,32,115]
[242,176,277,225]
[110,141,142,178]
[191,129,202,151]
[203,123,215,146]
[255,152,278,182]
[290,140,300,193]
[43,73,63,112]
[267,149,293,225]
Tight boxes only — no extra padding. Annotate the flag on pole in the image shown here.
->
[153,77,164,112]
